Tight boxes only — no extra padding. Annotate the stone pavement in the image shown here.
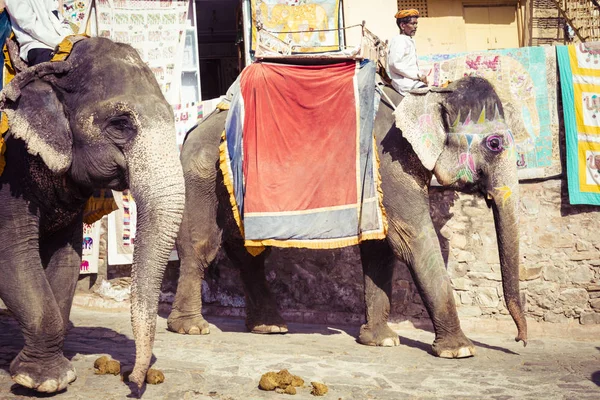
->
[1,304,600,400]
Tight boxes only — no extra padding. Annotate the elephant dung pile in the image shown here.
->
[259,369,328,396]
[94,356,120,375]
[121,368,165,385]
[94,356,165,384]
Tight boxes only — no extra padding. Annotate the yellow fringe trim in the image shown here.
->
[245,229,387,251]
[218,129,262,254]
[83,190,119,224]
[373,134,389,236]
[0,32,15,177]
[216,101,230,111]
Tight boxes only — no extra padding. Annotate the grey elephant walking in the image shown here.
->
[168,76,526,357]
[0,37,185,392]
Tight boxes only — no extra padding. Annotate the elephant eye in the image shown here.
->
[105,115,137,146]
[486,135,503,152]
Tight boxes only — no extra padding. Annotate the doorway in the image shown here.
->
[195,0,243,100]
[463,5,519,51]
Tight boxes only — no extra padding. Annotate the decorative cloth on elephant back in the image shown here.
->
[220,60,387,254]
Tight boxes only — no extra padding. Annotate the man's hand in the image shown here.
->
[418,74,428,85]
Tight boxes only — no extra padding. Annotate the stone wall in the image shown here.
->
[101,177,600,327]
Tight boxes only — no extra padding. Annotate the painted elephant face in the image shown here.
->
[395,77,517,200]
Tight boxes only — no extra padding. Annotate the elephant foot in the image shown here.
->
[358,323,400,347]
[246,311,288,334]
[167,310,210,335]
[431,333,476,358]
[10,352,76,393]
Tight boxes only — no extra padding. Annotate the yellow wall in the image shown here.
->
[343,0,521,56]
[342,0,399,50]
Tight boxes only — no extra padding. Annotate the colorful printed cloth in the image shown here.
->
[558,42,600,205]
[419,46,560,180]
[251,0,342,53]
[221,60,386,252]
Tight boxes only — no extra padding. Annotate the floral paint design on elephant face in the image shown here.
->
[418,113,436,150]
[449,107,516,184]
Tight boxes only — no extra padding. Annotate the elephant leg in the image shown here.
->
[0,219,76,392]
[224,243,287,334]
[357,240,400,347]
[40,218,84,334]
[167,173,220,336]
[394,222,475,358]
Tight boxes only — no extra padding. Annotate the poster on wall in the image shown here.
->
[94,0,190,104]
[108,190,178,265]
[80,220,101,274]
[250,0,342,53]
[173,102,203,150]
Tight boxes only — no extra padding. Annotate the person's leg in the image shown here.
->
[27,49,54,66]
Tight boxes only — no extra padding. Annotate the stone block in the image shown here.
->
[580,312,600,325]
[520,196,540,215]
[451,234,467,250]
[543,265,568,283]
[457,306,482,318]
[544,311,569,324]
[470,263,493,273]
[559,288,589,308]
[576,241,590,251]
[451,277,471,291]
[539,233,573,249]
[467,271,502,281]
[520,265,543,281]
[448,261,468,278]
[586,284,600,292]
[569,252,598,262]
[455,250,476,263]
[568,266,593,284]
[476,287,500,308]
[460,292,472,305]
[589,298,600,310]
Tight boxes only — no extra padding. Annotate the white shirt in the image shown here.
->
[386,34,426,95]
[5,0,73,61]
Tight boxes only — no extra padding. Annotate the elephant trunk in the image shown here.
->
[489,181,527,346]
[125,123,185,388]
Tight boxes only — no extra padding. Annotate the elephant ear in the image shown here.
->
[1,64,73,174]
[394,93,447,171]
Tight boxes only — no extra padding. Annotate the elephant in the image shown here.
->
[167,75,527,358]
[0,37,184,392]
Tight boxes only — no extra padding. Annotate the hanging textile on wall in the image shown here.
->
[81,220,101,274]
[62,0,92,33]
[250,0,341,53]
[95,0,189,104]
[108,191,178,265]
[419,46,560,180]
[557,42,600,205]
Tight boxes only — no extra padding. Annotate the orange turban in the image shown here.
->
[395,9,419,19]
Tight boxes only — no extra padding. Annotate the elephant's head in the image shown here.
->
[395,76,527,345]
[0,37,185,387]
